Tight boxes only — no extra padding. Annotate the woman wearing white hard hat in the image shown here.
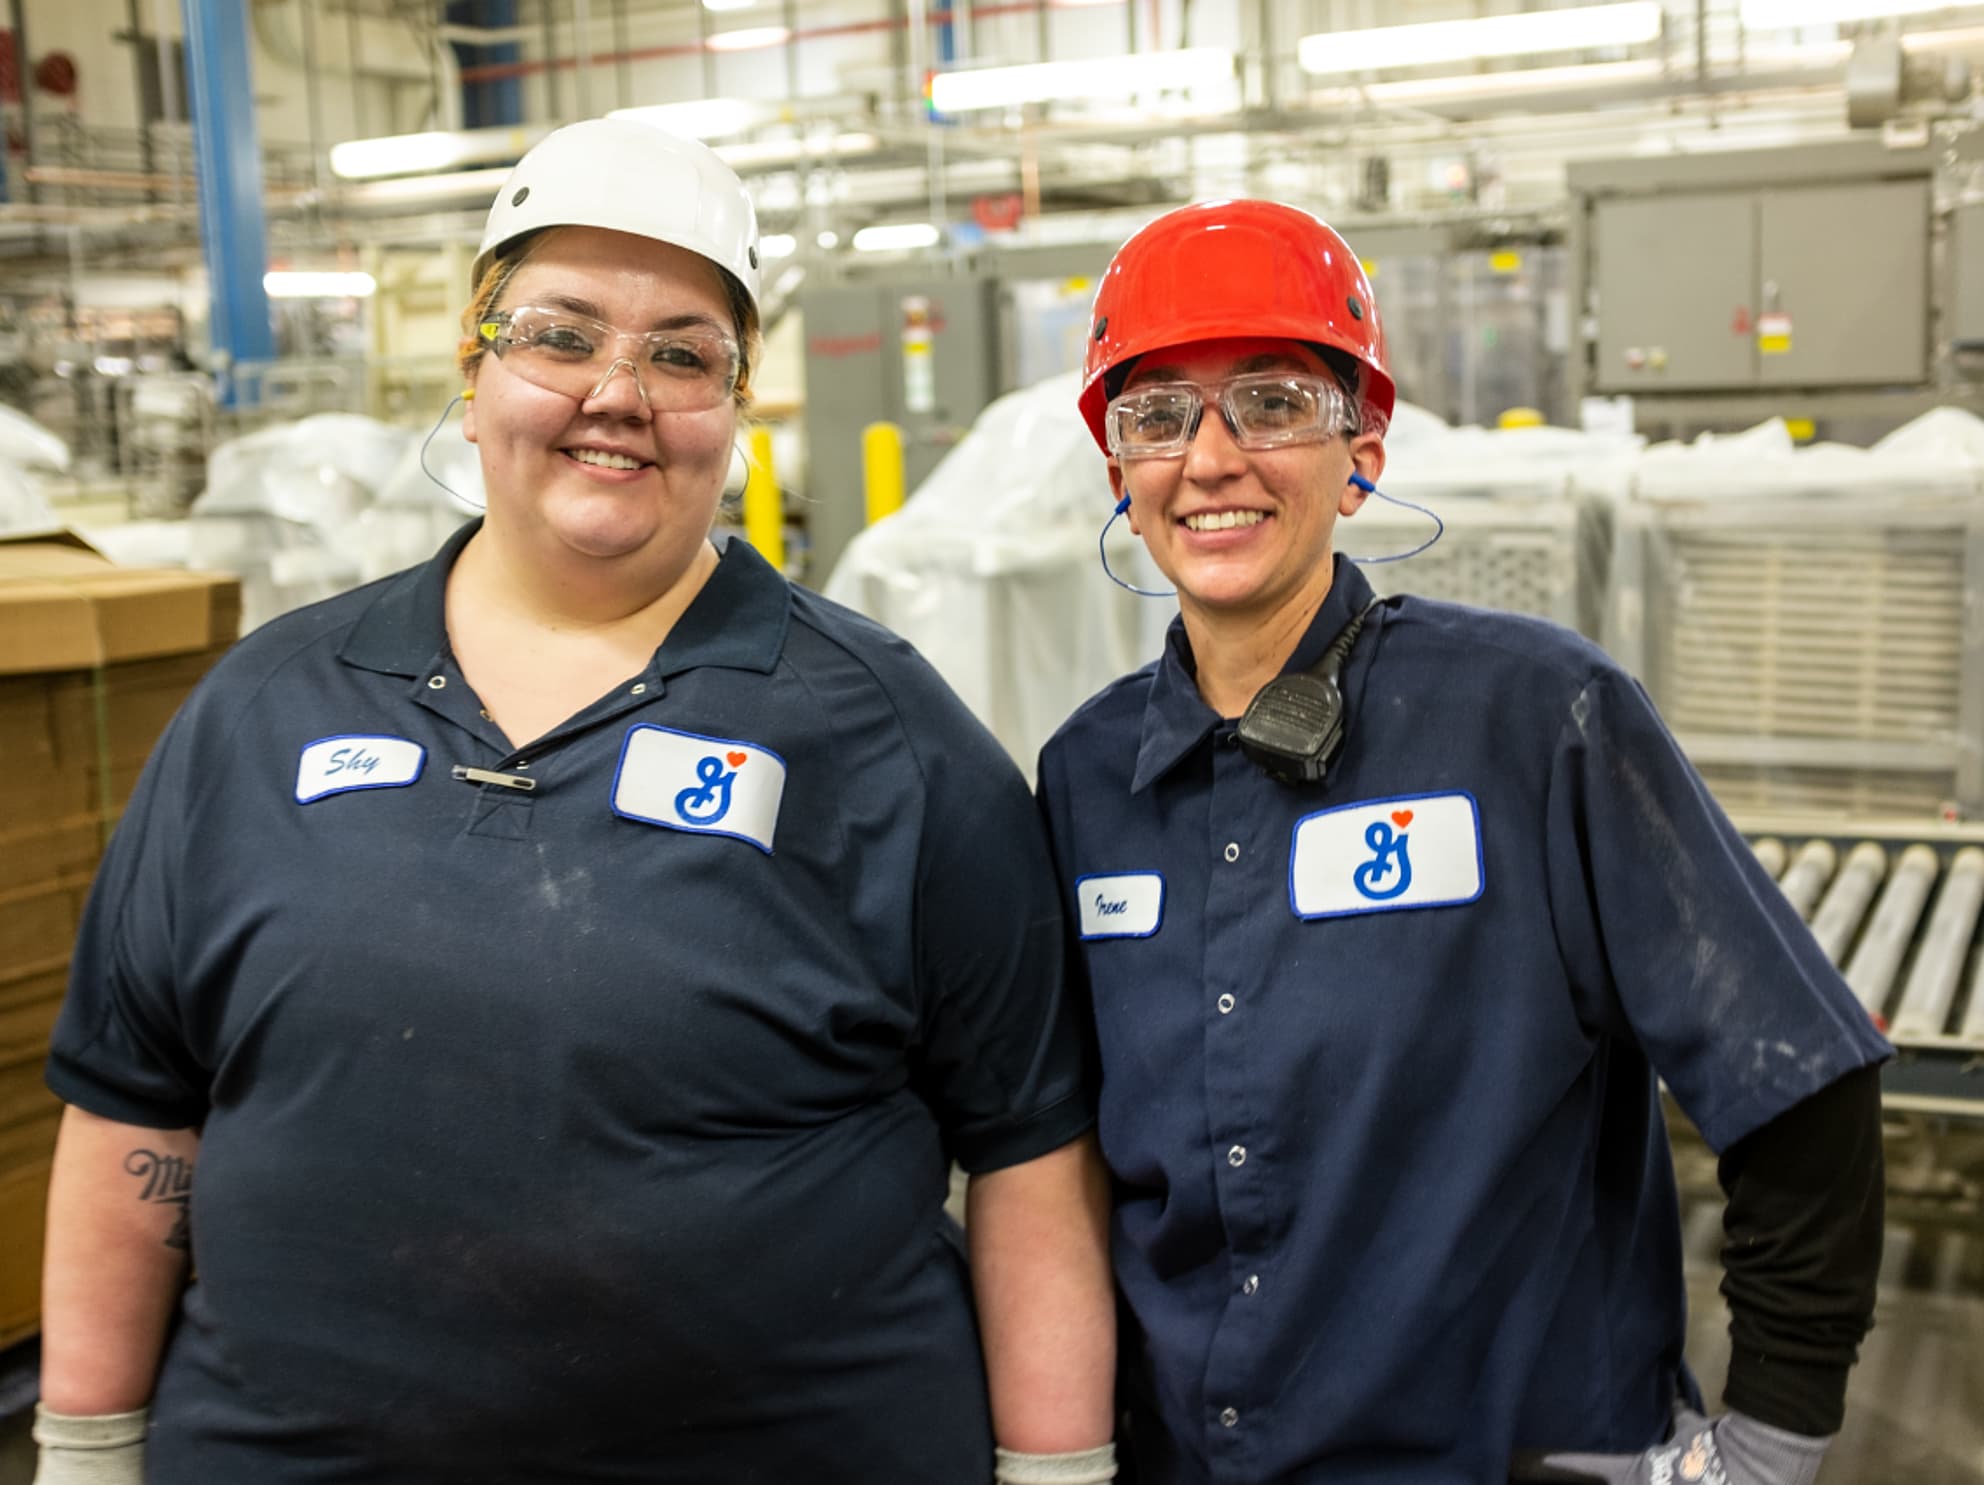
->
[36,118,1115,1485]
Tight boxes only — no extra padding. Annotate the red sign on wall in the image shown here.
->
[973,193,1024,232]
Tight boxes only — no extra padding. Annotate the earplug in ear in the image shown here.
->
[1114,493,1132,515]
[461,389,476,402]
[1348,472,1374,493]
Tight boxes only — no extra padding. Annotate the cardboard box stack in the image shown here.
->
[0,532,239,1349]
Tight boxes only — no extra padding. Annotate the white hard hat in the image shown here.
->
[472,117,761,306]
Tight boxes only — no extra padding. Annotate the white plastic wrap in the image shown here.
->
[1341,419,1638,638]
[0,461,56,536]
[825,372,1172,774]
[198,414,415,524]
[190,413,435,631]
[358,417,483,583]
[1607,408,1984,819]
[76,518,195,570]
[0,403,71,472]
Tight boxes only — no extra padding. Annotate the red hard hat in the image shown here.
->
[1078,199,1394,453]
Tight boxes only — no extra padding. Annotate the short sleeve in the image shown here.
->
[907,705,1096,1174]
[1542,667,1891,1153]
[46,706,211,1129]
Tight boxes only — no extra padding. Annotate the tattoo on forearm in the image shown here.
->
[124,1149,194,1252]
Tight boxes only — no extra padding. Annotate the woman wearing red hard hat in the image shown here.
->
[1036,199,1889,1485]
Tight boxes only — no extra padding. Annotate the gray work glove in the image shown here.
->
[1525,1407,1830,1485]
[31,1405,147,1485]
[994,1442,1118,1483]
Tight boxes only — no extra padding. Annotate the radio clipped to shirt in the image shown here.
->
[1237,596,1388,787]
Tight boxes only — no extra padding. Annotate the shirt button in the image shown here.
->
[479,708,492,720]
[631,682,647,695]
[1242,1274,1260,1296]
[1227,1145,1246,1167]
[1217,993,1236,1014]
[1220,1407,1240,1428]
[427,675,447,690]
[1223,842,1240,863]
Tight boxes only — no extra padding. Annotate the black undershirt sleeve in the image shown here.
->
[1715,1062,1885,1437]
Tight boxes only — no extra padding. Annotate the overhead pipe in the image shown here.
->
[457,0,1126,85]
[153,0,183,204]
[541,2,561,117]
[612,0,631,110]
[127,0,157,188]
[299,0,329,195]
[9,0,38,203]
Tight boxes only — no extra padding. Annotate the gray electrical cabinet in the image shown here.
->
[1594,191,1757,391]
[799,277,999,586]
[1953,202,1984,352]
[1757,179,1928,386]
[1591,179,1929,393]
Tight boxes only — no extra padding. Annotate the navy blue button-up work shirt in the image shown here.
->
[49,523,1094,1484]
[1036,556,1889,1485]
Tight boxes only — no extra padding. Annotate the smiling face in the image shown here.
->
[1110,336,1385,633]
[462,226,738,570]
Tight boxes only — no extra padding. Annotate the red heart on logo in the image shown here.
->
[725,750,748,767]
[1391,809,1413,827]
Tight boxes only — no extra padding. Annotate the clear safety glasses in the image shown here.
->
[477,304,741,412]
[1104,373,1357,460]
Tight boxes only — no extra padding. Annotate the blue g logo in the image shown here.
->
[1352,819,1412,901]
[674,755,738,825]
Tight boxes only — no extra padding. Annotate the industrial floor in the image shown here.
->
[3,1142,1980,1485]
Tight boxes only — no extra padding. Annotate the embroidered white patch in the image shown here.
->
[612,724,787,853]
[1076,872,1165,940]
[295,735,426,804]
[1289,792,1483,919]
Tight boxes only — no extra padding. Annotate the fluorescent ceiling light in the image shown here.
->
[715,130,878,167]
[329,125,546,180]
[930,47,1234,112]
[1329,57,1664,103]
[264,271,377,298]
[1298,2,1663,76]
[1901,24,1984,51]
[759,233,797,258]
[607,98,777,139]
[816,229,839,248]
[706,25,789,51]
[1742,0,1969,24]
[703,0,755,10]
[852,222,940,252]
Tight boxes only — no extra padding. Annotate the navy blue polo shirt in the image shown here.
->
[1035,555,1889,1485]
[48,522,1094,1484]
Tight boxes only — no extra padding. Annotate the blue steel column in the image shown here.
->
[181,0,274,405]
[449,0,522,130]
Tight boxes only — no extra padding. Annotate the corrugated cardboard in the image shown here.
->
[0,530,239,675]
[0,1159,50,1348]
[0,530,241,1343]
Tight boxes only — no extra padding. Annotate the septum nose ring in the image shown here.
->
[586,357,652,411]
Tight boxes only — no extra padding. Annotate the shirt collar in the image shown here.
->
[338,522,790,681]
[1131,554,1378,794]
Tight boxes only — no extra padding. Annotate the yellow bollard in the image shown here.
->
[863,421,906,526]
[742,424,783,573]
